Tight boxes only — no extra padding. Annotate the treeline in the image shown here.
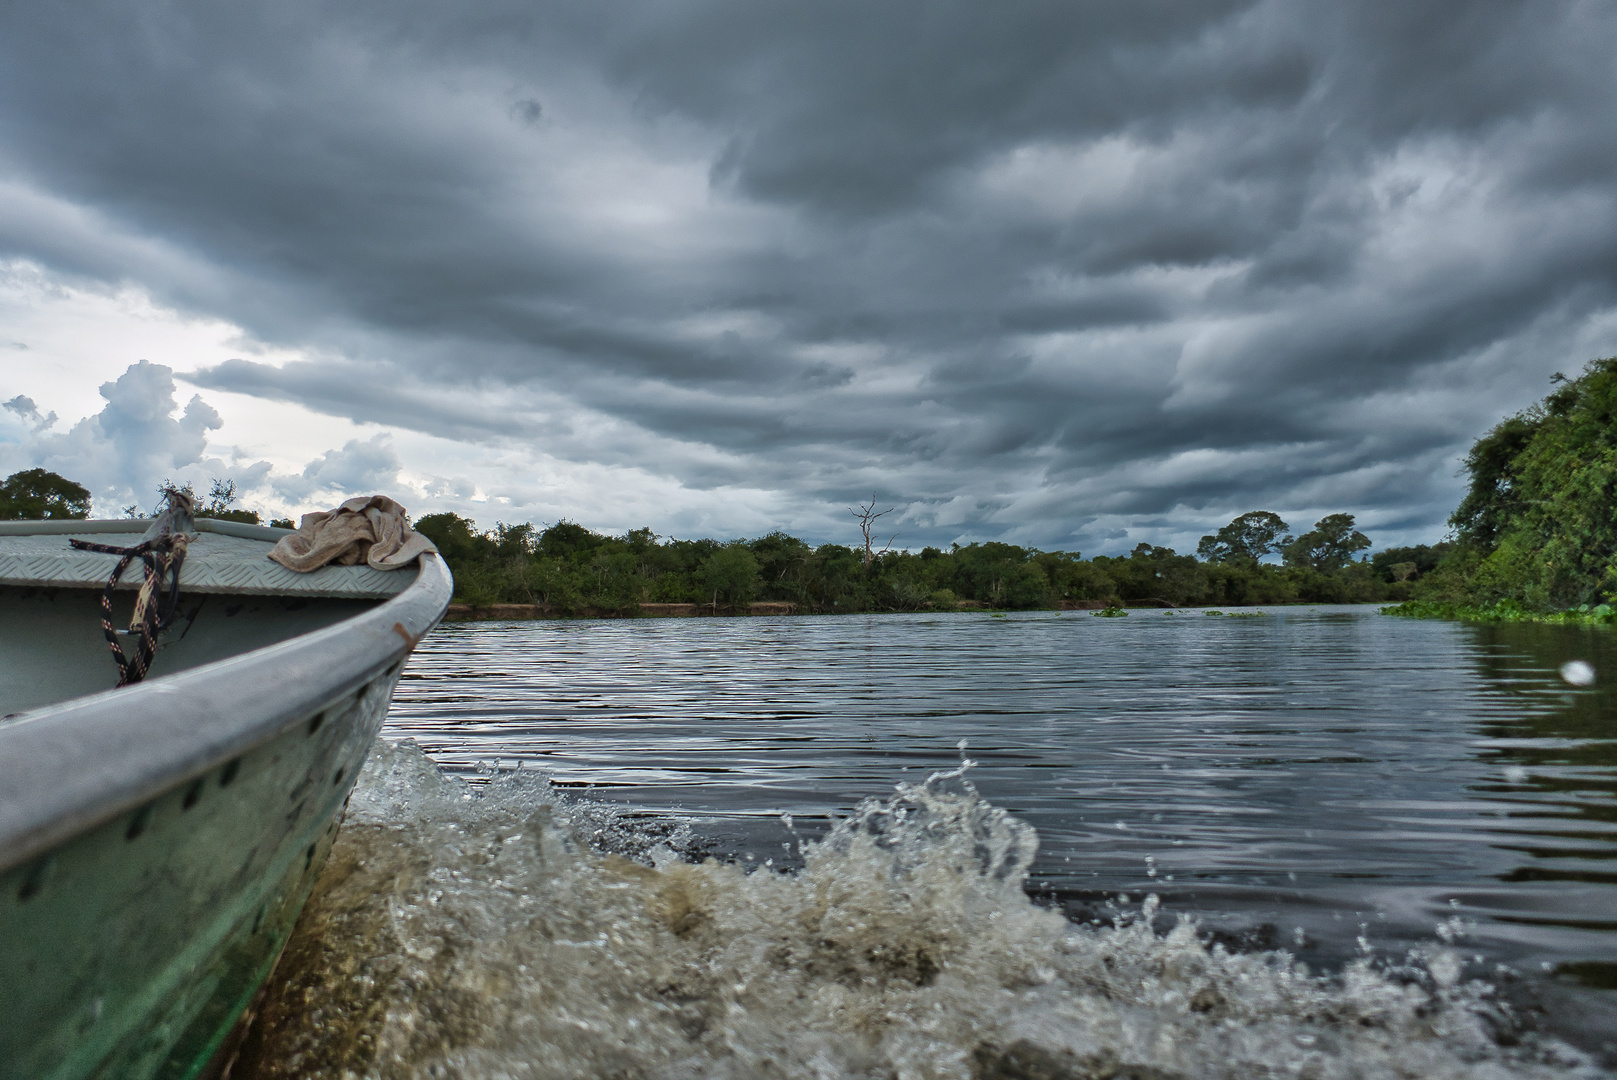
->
[433,356,1617,619]
[413,510,1412,614]
[1,464,1428,616]
[1391,356,1617,618]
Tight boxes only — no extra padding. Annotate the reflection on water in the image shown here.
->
[1463,622,1617,991]
[382,608,1617,990]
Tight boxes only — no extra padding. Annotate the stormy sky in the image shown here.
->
[2,0,1615,553]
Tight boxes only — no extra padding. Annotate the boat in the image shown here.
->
[0,510,452,1080]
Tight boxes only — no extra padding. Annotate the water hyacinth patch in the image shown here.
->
[1382,600,1617,626]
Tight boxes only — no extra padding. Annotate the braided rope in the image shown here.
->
[69,534,190,686]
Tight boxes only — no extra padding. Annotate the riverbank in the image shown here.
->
[441,599,1131,621]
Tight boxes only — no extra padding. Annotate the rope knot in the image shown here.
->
[69,488,197,686]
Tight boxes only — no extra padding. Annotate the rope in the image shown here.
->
[68,534,190,686]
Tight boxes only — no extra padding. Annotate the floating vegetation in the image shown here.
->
[1382,600,1617,626]
[1092,606,1128,617]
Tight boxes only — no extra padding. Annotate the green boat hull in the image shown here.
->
[0,520,451,1079]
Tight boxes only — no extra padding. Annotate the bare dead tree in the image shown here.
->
[849,495,897,568]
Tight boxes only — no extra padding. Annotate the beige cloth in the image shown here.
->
[268,495,438,573]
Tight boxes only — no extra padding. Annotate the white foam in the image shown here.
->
[236,740,1605,1079]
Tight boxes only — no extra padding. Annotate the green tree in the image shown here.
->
[494,522,537,559]
[1283,513,1371,572]
[1197,511,1290,563]
[749,530,816,604]
[537,520,601,559]
[1439,358,1617,608]
[1035,550,1117,606]
[951,542,1051,608]
[0,468,91,519]
[1094,544,1210,606]
[1370,543,1452,584]
[1450,415,1540,552]
[415,513,494,565]
[701,543,760,609]
[805,543,866,610]
[1203,559,1297,605]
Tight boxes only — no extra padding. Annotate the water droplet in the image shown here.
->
[1559,659,1596,686]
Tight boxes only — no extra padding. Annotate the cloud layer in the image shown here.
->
[3,0,1616,550]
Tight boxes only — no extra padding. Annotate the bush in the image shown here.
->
[1432,358,1617,610]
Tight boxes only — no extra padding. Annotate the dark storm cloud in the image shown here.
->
[3,0,1616,549]
[191,358,547,443]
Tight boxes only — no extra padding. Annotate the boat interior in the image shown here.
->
[0,519,410,717]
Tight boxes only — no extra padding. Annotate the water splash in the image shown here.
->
[1560,660,1597,686]
[229,741,1604,1080]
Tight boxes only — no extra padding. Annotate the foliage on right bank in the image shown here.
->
[1386,357,1617,622]
[1381,599,1617,625]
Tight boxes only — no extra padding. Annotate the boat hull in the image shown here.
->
[0,668,395,1080]
[0,546,451,1080]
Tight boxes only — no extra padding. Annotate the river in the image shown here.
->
[232,606,1617,1078]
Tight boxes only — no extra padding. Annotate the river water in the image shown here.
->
[235,606,1617,1078]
